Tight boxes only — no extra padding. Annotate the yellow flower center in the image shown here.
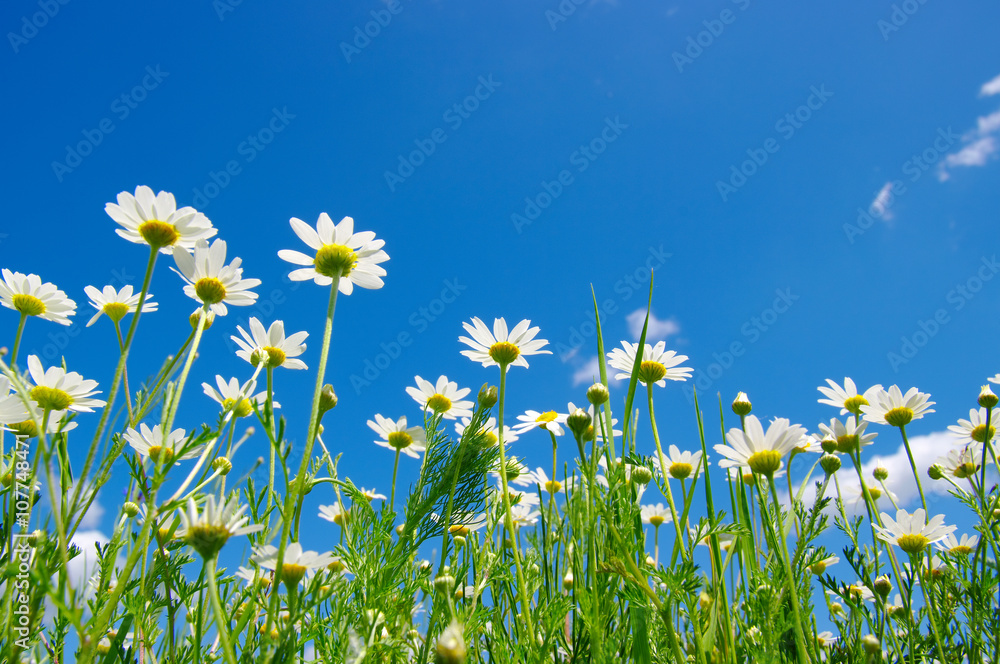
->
[648,515,665,527]
[488,341,520,365]
[148,446,175,465]
[971,423,995,443]
[950,545,973,556]
[251,346,287,368]
[10,420,39,438]
[387,431,414,450]
[843,395,868,415]
[868,486,882,500]
[102,302,131,323]
[281,563,307,586]
[313,244,357,278]
[847,584,867,601]
[884,406,914,427]
[638,360,667,385]
[12,293,46,317]
[427,394,452,414]
[669,462,693,480]
[185,524,232,559]
[194,277,227,305]
[30,385,73,411]
[896,533,929,555]
[747,450,782,476]
[449,524,470,536]
[222,397,253,418]
[954,461,978,479]
[836,434,860,454]
[332,511,349,526]
[741,472,755,486]
[138,220,180,248]
[810,561,827,575]
[485,431,499,446]
[544,479,562,494]
[583,425,595,443]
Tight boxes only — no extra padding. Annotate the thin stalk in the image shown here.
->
[205,556,239,664]
[766,477,812,664]
[11,312,27,367]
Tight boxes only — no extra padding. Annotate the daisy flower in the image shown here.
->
[509,503,540,527]
[874,508,955,555]
[513,409,567,437]
[0,375,30,425]
[817,377,883,416]
[368,414,426,458]
[231,317,308,370]
[358,487,386,502]
[490,455,532,486]
[817,417,878,455]
[455,416,519,446]
[123,423,202,463]
[816,631,838,649]
[172,239,260,316]
[715,415,808,476]
[83,285,157,327]
[202,376,271,418]
[934,445,988,480]
[5,404,77,438]
[251,542,335,586]
[405,375,473,419]
[808,554,840,575]
[947,408,996,445]
[845,483,895,510]
[0,269,76,325]
[650,444,706,480]
[606,341,691,387]
[937,532,978,556]
[25,355,105,413]
[175,495,263,559]
[105,185,216,253]
[567,401,622,443]
[458,317,551,370]
[278,213,388,294]
[861,385,935,427]
[531,467,564,494]
[640,503,672,527]
[502,486,541,508]
[830,583,875,605]
[318,503,350,526]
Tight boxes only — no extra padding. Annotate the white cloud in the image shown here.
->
[980,73,1000,97]
[626,309,680,341]
[868,181,896,221]
[976,109,1000,135]
[939,136,998,180]
[571,355,622,387]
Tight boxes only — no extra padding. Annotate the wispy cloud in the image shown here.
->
[938,73,1000,181]
[571,354,623,387]
[869,181,896,222]
[626,309,680,341]
[980,73,1000,97]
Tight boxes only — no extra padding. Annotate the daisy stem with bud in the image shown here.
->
[646,384,689,564]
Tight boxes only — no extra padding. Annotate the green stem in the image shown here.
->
[11,312,27,367]
[646,384,689,563]
[898,425,928,513]
[114,320,134,424]
[390,448,401,508]
[206,556,239,664]
[766,477,812,664]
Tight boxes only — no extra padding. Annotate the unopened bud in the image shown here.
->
[123,501,140,518]
[587,383,609,406]
[563,569,574,590]
[319,385,338,414]
[698,592,712,611]
[632,466,653,485]
[928,464,944,480]
[189,308,215,330]
[820,438,838,453]
[979,385,999,409]
[873,465,889,481]
[435,619,467,664]
[212,457,232,475]
[820,453,841,475]
[873,575,892,597]
[566,408,591,439]
[28,529,45,546]
[992,508,1000,520]
[478,384,498,409]
[453,535,466,548]
[435,567,455,593]
[861,634,880,655]
[644,555,655,567]
[731,391,752,416]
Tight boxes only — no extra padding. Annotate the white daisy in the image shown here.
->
[937,532,978,556]
[175,495,262,559]
[0,375,30,425]
[934,445,988,480]
[808,554,840,575]
[105,185,216,253]
[829,583,876,605]
[405,375,473,419]
[606,340,691,387]
[531,467,565,494]
[83,285,157,327]
[25,355,105,413]
[0,269,76,325]
[947,408,995,446]
[231,317,308,370]
[509,503,540,527]
[650,444,706,480]
[817,417,878,455]
[458,317,551,370]
[454,416,519,445]
[358,487,386,502]
[845,483,895,510]
[513,409,567,437]
[490,455,532,486]
[5,404,77,438]
[318,503,351,526]
[817,377,883,416]
[873,508,955,555]
[501,485,541,508]
[123,423,203,463]
[202,376,272,418]
[251,542,335,586]
[368,414,426,458]
[640,503,672,527]
[278,213,388,294]
[861,385,935,427]
[715,415,808,476]
[172,239,260,316]
[816,631,838,649]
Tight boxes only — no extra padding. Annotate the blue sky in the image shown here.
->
[2,0,1000,583]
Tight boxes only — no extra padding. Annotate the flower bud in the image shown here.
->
[820,453,841,475]
[993,508,1000,521]
[644,555,655,567]
[478,384,498,409]
[587,383,609,406]
[698,592,713,611]
[212,457,232,475]
[566,408,591,439]
[873,465,889,481]
[873,575,892,597]
[28,529,45,547]
[979,385,999,409]
[927,464,944,480]
[829,602,844,617]
[731,392,752,416]
[319,385,338,414]
[631,466,653,485]
[453,535,466,548]
[563,569,574,590]
[435,619,467,664]
[434,566,455,593]
[123,501,140,518]
[861,634,880,655]
[189,308,215,330]
[820,438,837,453]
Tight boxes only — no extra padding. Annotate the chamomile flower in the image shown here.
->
[650,445,706,480]
[6,404,77,438]
[861,385,935,427]
[531,467,565,494]
[0,375,29,425]
[816,631,838,649]
[278,213,388,294]
[934,445,989,479]
[640,503,672,527]
[25,355,105,413]
[513,409,567,437]
[509,503,540,527]
[0,269,76,325]
[368,414,426,458]
[807,554,840,575]
[874,508,955,555]
[251,542,335,586]
[175,495,262,559]
[83,285,157,327]
[817,377,883,416]
[123,423,203,463]
[231,317,308,370]
[454,416,519,445]
[459,317,551,370]
[566,401,622,442]
[318,503,351,526]
[937,532,978,556]
[105,186,216,252]
[490,456,532,486]
[817,417,878,455]
[715,415,808,476]
[845,483,895,510]
[202,376,271,418]
[358,487,387,502]
[172,239,260,316]
[947,408,996,445]
[502,486,541,508]
[405,375,473,419]
[606,341,691,387]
